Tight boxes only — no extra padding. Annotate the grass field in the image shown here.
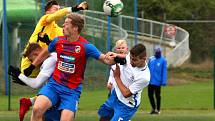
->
[0,79,215,121]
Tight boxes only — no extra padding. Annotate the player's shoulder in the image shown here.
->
[52,36,66,42]
[57,36,66,40]
[79,36,89,44]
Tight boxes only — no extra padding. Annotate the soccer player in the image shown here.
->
[24,13,121,121]
[21,0,88,77]
[8,43,59,121]
[148,46,168,114]
[98,44,150,121]
[17,1,88,120]
[107,39,128,91]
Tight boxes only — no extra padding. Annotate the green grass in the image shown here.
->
[0,109,215,121]
[0,80,215,121]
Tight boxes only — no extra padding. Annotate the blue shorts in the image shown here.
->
[98,90,138,121]
[39,78,82,112]
[44,108,61,121]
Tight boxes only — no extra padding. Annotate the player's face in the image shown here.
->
[47,5,60,14]
[130,54,146,67]
[63,18,77,37]
[29,49,41,62]
[115,44,128,55]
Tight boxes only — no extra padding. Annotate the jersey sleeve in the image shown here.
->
[161,58,168,85]
[85,43,102,59]
[48,37,58,52]
[43,8,71,24]
[18,53,57,89]
[39,53,57,77]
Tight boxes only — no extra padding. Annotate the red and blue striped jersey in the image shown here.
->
[48,36,101,89]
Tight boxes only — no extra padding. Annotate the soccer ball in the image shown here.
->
[103,0,124,17]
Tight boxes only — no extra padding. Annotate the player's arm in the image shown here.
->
[112,64,132,98]
[45,2,89,23]
[85,43,115,65]
[24,38,57,76]
[161,59,168,86]
[98,53,116,65]
[19,54,56,88]
[31,49,50,67]
[18,73,49,89]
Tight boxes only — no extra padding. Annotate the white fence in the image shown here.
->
[83,10,190,67]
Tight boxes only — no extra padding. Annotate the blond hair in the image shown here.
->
[115,39,127,48]
[67,13,85,34]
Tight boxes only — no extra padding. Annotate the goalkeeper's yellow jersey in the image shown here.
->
[21,7,71,77]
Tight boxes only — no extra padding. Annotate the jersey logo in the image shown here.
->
[130,75,134,82]
[60,54,75,62]
[75,46,81,53]
[58,61,75,73]
[157,63,161,66]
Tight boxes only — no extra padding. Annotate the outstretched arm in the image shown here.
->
[32,48,50,66]
[45,1,89,23]
[99,52,126,65]
[19,74,49,89]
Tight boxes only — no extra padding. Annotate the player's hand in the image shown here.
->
[114,56,126,65]
[72,1,89,12]
[38,32,51,45]
[23,64,35,77]
[8,66,27,86]
[12,78,27,86]
[8,65,21,77]
[112,64,121,80]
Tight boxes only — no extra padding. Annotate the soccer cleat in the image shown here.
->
[19,98,32,121]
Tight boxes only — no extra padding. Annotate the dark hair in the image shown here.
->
[23,43,42,58]
[67,13,85,33]
[130,44,146,58]
[45,0,59,11]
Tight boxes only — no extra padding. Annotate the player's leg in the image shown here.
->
[19,96,39,121]
[31,95,52,121]
[148,84,156,114]
[31,80,59,121]
[60,109,75,121]
[98,89,118,121]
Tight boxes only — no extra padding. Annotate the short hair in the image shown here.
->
[67,13,85,33]
[115,39,127,48]
[23,43,42,58]
[130,44,146,58]
[45,0,59,11]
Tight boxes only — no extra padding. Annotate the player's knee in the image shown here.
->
[32,106,43,118]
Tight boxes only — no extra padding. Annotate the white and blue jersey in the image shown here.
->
[99,54,150,120]
[110,54,150,107]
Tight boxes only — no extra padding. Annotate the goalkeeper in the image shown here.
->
[21,0,88,77]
